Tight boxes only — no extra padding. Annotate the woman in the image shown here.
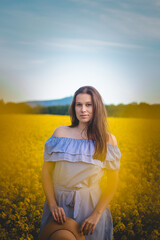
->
[39,86,121,239]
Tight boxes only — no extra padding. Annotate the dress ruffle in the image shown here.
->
[43,136,121,170]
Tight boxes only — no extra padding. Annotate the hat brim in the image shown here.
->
[40,217,85,240]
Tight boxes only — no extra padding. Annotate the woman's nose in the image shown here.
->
[81,105,86,112]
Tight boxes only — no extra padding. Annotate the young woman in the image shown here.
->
[39,86,121,239]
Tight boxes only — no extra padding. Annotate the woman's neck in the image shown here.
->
[75,122,88,138]
[77,122,88,131]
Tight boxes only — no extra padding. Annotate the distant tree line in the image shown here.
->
[0,99,159,118]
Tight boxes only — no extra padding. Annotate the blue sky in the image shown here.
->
[0,0,160,104]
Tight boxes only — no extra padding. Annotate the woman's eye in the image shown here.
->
[76,103,92,106]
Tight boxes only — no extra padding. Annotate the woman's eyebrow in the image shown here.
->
[76,101,92,104]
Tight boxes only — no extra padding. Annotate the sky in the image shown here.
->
[0,0,160,105]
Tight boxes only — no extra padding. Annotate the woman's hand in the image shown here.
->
[80,211,102,235]
[50,205,66,224]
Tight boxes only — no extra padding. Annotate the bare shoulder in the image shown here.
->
[52,126,69,137]
[107,133,118,146]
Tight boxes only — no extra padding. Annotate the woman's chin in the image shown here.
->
[79,118,90,123]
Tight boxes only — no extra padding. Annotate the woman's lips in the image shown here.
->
[80,115,88,117]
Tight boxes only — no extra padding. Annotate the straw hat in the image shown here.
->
[39,217,85,240]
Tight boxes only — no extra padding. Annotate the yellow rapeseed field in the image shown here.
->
[0,114,159,240]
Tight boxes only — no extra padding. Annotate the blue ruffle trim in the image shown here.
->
[43,136,121,170]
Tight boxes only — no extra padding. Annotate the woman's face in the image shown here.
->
[75,93,93,124]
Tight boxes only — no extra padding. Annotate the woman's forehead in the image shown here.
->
[76,93,92,102]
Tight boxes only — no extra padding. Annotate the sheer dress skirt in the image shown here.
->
[39,184,113,240]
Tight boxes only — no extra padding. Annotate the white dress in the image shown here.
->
[39,136,121,240]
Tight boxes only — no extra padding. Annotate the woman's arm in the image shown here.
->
[42,161,57,208]
[80,169,119,235]
[42,161,66,223]
[93,169,119,215]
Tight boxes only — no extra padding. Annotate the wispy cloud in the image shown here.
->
[70,0,160,40]
[100,8,160,40]
[1,1,160,45]
[17,38,142,50]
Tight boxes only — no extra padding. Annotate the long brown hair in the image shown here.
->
[68,86,110,161]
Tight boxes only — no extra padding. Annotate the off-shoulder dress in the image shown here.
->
[39,136,121,240]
